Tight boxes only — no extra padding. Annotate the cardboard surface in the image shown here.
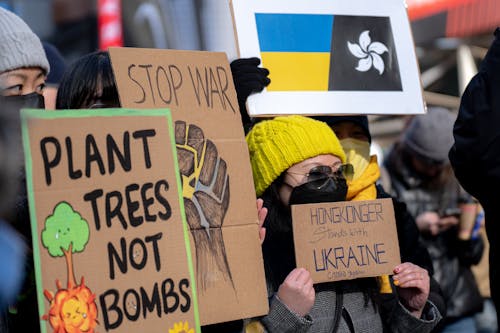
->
[109,47,268,325]
[291,198,401,283]
[230,0,426,116]
[21,108,200,333]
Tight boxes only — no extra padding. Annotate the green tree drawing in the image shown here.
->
[41,202,90,287]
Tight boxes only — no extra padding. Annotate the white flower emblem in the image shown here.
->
[347,30,389,75]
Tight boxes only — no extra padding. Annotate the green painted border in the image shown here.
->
[21,108,200,333]
[165,112,201,332]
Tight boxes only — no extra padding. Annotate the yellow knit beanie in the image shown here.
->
[246,115,346,197]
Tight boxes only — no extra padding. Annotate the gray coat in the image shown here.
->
[260,282,441,333]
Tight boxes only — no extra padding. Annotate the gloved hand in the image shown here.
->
[230,57,270,127]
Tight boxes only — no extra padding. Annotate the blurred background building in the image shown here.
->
[373,0,500,147]
[1,0,499,148]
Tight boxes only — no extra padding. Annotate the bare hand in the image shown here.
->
[393,263,430,318]
[439,215,459,233]
[415,212,440,235]
[277,268,315,317]
[257,198,267,244]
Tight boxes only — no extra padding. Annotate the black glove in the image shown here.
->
[230,57,270,127]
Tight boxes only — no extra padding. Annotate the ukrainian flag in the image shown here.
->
[255,13,333,91]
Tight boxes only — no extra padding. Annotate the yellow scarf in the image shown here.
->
[346,155,380,201]
[345,155,392,293]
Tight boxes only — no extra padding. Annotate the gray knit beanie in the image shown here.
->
[0,7,49,74]
[403,107,455,163]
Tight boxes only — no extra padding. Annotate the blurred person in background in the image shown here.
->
[384,107,484,333]
[0,6,50,332]
[42,42,66,109]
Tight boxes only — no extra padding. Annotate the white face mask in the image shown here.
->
[340,138,371,180]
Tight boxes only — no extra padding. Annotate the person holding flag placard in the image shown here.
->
[245,115,441,332]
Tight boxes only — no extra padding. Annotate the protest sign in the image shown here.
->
[291,199,401,283]
[109,47,268,325]
[22,108,200,333]
[231,0,425,116]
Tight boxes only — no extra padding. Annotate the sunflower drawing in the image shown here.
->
[169,321,194,333]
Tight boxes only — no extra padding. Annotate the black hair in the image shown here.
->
[42,42,66,86]
[56,51,120,109]
[260,174,297,291]
[313,115,372,143]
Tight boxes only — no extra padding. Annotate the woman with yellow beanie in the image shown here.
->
[245,115,441,333]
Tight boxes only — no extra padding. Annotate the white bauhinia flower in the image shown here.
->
[347,30,389,75]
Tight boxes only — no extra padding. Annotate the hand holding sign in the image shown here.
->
[393,262,430,319]
[257,198,267,244]
[277,268,315,317]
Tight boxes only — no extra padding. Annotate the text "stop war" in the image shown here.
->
[127,63,236,113]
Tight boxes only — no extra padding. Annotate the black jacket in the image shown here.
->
[449,27,500,323]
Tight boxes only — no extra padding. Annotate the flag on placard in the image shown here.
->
[255,13,333,91]
[255,13,402,91]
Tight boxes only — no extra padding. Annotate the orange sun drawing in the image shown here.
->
[43,278,98,333]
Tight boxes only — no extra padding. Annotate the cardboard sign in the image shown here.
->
[230,0,425,116]
[109,47,268,325]
[291,199,401,283]
[21,108,200,333]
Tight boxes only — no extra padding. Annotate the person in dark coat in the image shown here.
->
[386,107,484,332]
[449,27,500,325]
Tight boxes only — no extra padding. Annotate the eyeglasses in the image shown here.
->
[286,163,354,185]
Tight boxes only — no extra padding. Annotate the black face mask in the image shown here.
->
[0,92,45,112]
[0,93,45,161]
[288,176,348,205]
[0,92,45,133]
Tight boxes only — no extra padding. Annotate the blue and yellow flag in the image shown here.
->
[255,14,403,92]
